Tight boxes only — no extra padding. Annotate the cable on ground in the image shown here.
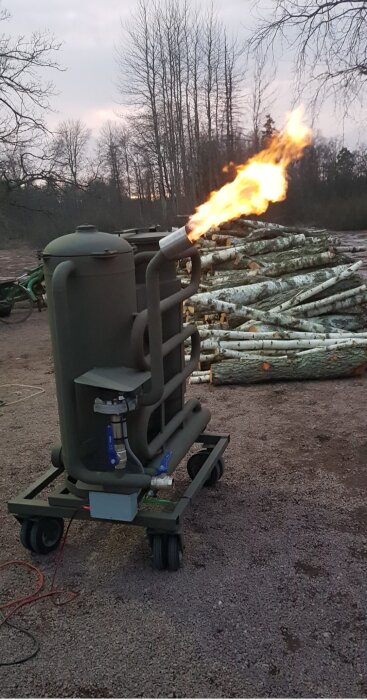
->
[0,512,80,666]
[0,383,45,407]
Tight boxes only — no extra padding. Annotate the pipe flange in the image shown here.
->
[94,397,137,415]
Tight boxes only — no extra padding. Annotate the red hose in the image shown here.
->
[0,517,79,631]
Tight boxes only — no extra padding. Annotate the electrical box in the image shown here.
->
[89,491,138,522]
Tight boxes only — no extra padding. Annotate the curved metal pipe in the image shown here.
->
[141,399,201,460]
[145,404,211,475]
[133,251,156,267]
[133,335,201,461]
[131,249,201,403]
[141,251,166,406]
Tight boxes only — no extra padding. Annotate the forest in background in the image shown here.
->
[1,0,367,248]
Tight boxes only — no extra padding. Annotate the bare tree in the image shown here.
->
[117,0,244,219]
[249,0,367,111]
[0,6,60,148]
[52,119,91,187]
[247,47,275,151]
[118,0,168,215]
[98,121,132,200]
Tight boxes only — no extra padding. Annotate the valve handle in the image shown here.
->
[106,424,120,469]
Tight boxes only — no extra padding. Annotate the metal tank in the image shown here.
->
[43,224,139,482]
[8,223,229,571]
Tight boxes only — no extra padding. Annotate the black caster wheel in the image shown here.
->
[205,458,224,487]
[167,534,182,572]
[19,519,33,551]
[51,446,64,469]
[151,533,182,571]
[151,534,167,571]
[187,450,224,487]
[28,518,64,554]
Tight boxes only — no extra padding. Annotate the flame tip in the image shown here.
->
[188,107,312,241]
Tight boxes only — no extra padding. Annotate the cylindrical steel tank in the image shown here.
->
[43,224,137,475]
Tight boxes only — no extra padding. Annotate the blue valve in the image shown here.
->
[155,451,172,475]
[106,424,120,469]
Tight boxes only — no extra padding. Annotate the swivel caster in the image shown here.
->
[150,533,182,571]
[187,449,224,487]
[151,533,167,571]
[166,534,181,571]
[19,517,64,554]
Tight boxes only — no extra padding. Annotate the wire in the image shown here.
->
[120,394,130,415]
[0,618,40,666]
[120,396,145,473]
[0,511,80,666]
[0,384,45,407]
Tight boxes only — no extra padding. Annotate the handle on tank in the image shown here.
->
[51,260,151,491]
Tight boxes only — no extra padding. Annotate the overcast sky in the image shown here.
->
[7,0,366,146]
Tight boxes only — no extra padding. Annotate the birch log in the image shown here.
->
[198,246,269,272]
[228,233,307,256]
[210,346,367,385]
[211,249,336,274]
[203,298,334,333]
[202,270,268,290]
[202,338,367,352]
[220,348,289,360]
[199,247,240,270]
[191,264,354,307]
[237,219,326,234]
[292,284,366,316]
[297,339,367,354]
[296,293,367,318]
[199,329,362,340]
[269,261,363,313]
[189,375,210,384]
[258,250,336,277]
[311,314,365,332]
[336,246,366,253]
[226,228,292,241]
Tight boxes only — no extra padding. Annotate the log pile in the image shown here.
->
[180,219,367,385]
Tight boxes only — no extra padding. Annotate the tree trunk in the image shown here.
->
[211,346,367,385]
[261,250,336,277]
[311,314,365,332]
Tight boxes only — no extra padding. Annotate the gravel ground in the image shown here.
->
[1,243,367,697]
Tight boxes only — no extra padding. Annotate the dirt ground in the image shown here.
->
[1,244,367,697]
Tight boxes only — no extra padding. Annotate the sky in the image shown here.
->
[6,0,366,146]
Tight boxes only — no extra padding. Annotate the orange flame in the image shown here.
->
[187,106,312,241]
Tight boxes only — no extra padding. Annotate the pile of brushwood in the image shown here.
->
[180,219,367,385]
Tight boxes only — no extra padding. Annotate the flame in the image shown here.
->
[187,106,312,241]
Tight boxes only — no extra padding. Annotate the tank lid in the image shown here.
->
[42,224,134,257]
[121,230,173,250]
[76,224,98,233]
